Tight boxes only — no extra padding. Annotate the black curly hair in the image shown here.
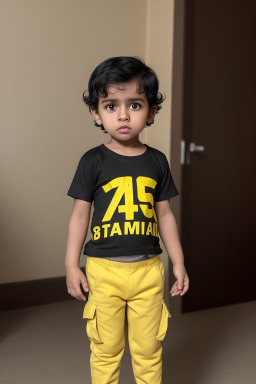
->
[82,56,165,133]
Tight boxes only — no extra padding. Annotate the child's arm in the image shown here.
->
[65,199,92,301]
[155,199,189,297]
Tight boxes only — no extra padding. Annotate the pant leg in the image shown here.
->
[126,258,169,384]
[83,256,171,384]
[84,258,127,384]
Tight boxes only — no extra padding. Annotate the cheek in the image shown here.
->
[142,111,151,121]
[99,114,115,127]
[101,114,113,122]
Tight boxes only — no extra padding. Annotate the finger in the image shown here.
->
[74,286,86,301]
[177,276,184,291]
[171,281,182,292]
[82,280,89,293]
[170,281,178,291]
[170,287,180,294]
[170,288,180,295]
[70,287,85,301]
[170,286,180,295]
[180,288,188,296]
[180,283,188,295]
[180,277,190,296]
[170,286,181,296]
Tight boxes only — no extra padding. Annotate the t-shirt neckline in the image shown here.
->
[100,143,150,161]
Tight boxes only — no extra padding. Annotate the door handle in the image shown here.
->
[189,142,205,152]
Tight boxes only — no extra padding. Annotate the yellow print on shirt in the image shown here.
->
[93,221,159,240]
[102,176,157,222]
[92,176,158,241]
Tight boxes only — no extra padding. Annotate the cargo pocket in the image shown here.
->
[83,301,103,344]
[156,300,171,341]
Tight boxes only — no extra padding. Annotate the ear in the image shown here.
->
[147,105,158,125]
[91,107,102,125]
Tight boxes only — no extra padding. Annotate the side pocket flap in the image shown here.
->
[163,301,171,319]
[83,301,96,319]
[156,300,171,341]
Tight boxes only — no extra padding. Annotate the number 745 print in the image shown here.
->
[102,176,158,223]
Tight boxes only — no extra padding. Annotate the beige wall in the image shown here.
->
[145,0,175,156]
[0,0,176,284]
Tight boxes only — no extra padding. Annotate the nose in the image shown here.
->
[118,106,129,122]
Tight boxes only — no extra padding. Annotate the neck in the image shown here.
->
[106,137,143,149]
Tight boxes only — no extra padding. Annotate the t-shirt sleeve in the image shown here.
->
[155,154,179,202]
[67,156,94,202]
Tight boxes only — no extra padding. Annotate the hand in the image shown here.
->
[170,263,189,297]
[66,265,89,301]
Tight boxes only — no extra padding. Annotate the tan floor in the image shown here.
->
[1,300,256,384]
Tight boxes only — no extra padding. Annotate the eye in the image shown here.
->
[106,103,117,111]
[130,103,141,110]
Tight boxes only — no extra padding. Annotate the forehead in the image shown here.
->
[101,81,146,99]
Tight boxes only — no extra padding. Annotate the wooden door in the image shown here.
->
[181,0,256,311]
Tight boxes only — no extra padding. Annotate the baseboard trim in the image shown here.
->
[0,268,85,311]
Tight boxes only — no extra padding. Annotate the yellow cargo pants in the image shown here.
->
[83,255,171,384]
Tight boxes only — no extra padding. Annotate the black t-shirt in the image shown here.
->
[67,144,179,257]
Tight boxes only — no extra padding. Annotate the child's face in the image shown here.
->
[91,81,157,143]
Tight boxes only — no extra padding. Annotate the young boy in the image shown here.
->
[65,56,189,384]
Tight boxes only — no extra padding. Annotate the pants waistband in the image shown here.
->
[86,254,160,269]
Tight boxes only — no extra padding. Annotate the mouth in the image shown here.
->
[117,126,131,133]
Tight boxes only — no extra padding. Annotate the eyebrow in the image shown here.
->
[101,98,146,104]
